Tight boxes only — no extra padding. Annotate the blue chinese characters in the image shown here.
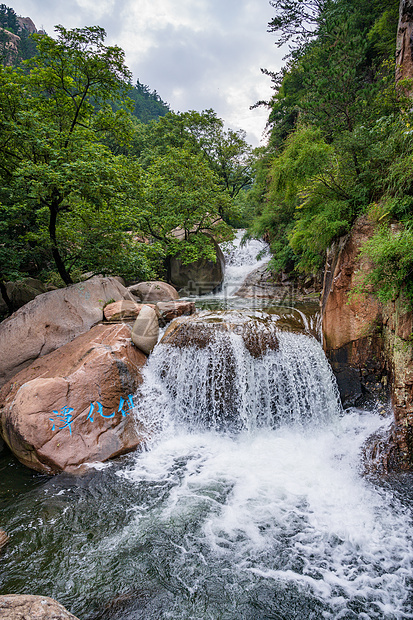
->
[50,395,135,435]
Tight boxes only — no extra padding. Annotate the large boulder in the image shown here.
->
[169,236,225,295]
[161,311,279,358]
[0,323,147,474]
[131,305,159,355]
[0,594,79,620]
[0,276,135,388]
[129,281,179,302]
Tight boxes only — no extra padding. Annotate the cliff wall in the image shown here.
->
[321,216,413,472]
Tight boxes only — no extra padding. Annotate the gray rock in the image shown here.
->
[170,236,225,295]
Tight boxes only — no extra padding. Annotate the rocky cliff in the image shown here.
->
[321,216,413,472]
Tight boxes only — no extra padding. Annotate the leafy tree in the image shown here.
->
[246,0,403,283]
[134,109,253,220]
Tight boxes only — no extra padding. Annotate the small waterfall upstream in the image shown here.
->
[0,232,413,619]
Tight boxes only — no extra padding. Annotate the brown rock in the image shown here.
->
[131,305,159,355]
[321,217,382,353]
[0,323,147,474]
[0,594,79,619]
[104,301,159,322]
[396,0,413,96]
[129,281,179,302]
[104,300,142,321]
[157,300,196,323]
[0,276,135,388]
[169,236,225,295]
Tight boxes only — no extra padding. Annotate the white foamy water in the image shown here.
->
[122,412,413,618]
[123,328,413,618]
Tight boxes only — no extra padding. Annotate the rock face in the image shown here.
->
[396,0,413,95]
[0,278,49,315]
[235,261,321,302]
[0,276,135,388]
[131,305,159,355]
[0,28,20,65]
[321,217,387,407]
[321,216,413,471]
[169,237,225,295]
[129,281,179,302]
[0,323,147,474]
[0,594,79,620]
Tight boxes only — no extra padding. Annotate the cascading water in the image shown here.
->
[136,318,341,434]
[0,232,413,619]
[218,230,270,298]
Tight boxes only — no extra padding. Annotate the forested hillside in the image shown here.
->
[0,5,170,122]
[247,0,413,305]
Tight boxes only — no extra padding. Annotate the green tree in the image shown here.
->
[140,147,232,266]
[0,25,140,285]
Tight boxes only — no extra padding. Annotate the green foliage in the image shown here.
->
[0,13,253,312]
[246,0,409,294]
[140,147,232,263]
[133,109,253,209]
[359,225,413,306]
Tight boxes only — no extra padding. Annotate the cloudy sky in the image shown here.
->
[9,0,285,146]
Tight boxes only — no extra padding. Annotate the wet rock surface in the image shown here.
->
[157,300,196,324]
[0,323,147,474]
[0,594,79,619]
[235,261,321,302]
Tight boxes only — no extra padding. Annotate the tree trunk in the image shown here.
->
[396,0,413,95]
[49,204,73,285]
[0,279,13,314]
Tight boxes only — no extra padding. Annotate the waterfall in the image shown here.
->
[135,324,342,436]
[211,229,270,299]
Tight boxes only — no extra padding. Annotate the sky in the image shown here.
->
[8,0,285,146]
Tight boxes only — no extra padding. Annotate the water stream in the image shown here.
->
[0,233,413,619]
